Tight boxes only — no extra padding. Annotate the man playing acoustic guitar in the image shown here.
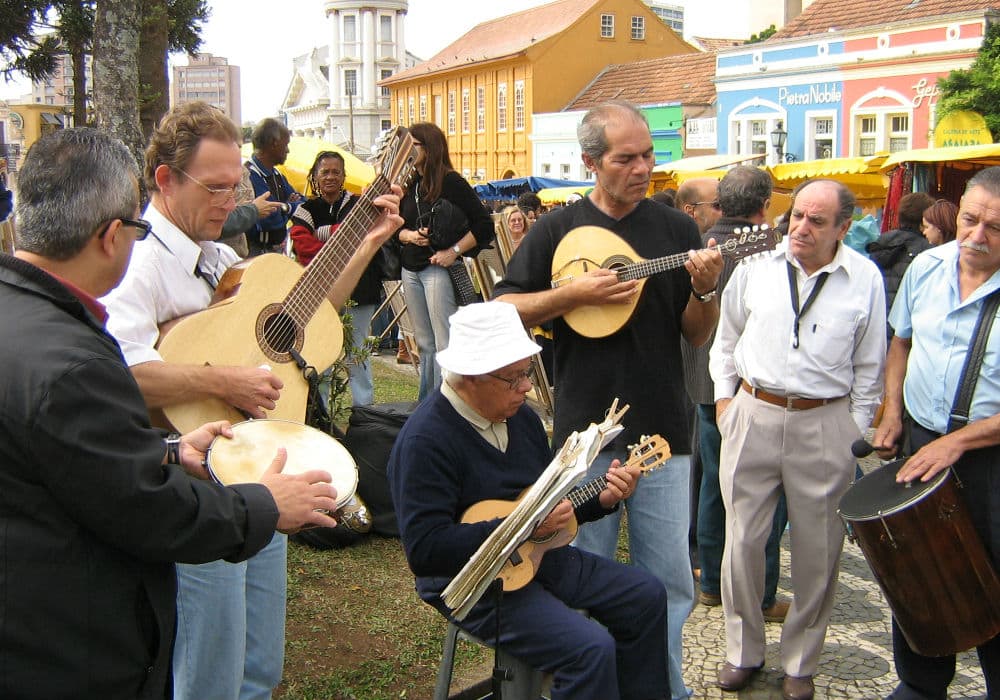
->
[101,102,402,700]
[389,301,670,700]
[494,100,723,699]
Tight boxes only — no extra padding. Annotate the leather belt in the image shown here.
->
[740,380,842,411]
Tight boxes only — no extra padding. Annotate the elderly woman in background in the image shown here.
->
[502,205,529,250]
[921,199,958,246]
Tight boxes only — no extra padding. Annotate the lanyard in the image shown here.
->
[786,261,829,349]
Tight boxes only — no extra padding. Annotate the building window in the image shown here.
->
[750,119,768,155]
[344,69,358,97]
[380,119,392,132]
[514,80,525,131]
[476,86,486,132]
[542,163,551,175]
[497,83,508,131]
[380,69,392,99]
[631,16,645,40]
[419,95,427,121]
[561,163,571,178]
[448,91,456,134]
[343,15,359,56]
[408,97,415,125]
[810,115,835,159]
[858,115,877,156]
[461,88,470,133]
[889,114,910,152]
[380,15,393,42]
[601,13,614,38]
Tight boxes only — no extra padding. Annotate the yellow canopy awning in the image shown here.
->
[240,137,375,195]
[879,143,1000,173]
[768,156,889,202]
[537,185,593,205]
[652,152,766,173]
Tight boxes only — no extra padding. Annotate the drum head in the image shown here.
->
[207,419,358,508]
[838,459,949,521]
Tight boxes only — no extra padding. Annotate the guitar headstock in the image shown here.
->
[370,126,418,193]
[717,224,781,263]
[625,434,671,476]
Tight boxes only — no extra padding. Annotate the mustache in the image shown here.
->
[961,241,990,253]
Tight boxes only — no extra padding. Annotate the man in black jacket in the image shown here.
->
[0,127,340,700]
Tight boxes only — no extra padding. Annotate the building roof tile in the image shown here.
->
[772,0,1000,40]
[565,51,717,109]
[382,0,602,84]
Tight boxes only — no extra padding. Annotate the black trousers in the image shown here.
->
[890,419,1000,699]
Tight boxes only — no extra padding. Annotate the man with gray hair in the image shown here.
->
[709,178,885,699]
[390,301,669,700]
[496,100,723,699]
[681,165,789,621]
[0,127,340,699]
[873,166,1000,699]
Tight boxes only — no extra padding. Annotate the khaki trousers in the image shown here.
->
[718,388,858,676]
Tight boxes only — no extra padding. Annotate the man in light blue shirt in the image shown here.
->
[874,166,1000,700]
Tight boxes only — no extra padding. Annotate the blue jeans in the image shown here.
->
[402,265,456,400]
[574,449,695,700]
[696,404,787,607]
[173,534,287,700]
[345,303,375,407]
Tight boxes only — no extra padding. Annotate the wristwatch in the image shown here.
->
[692,287,718,302]
[451,244,462,256]
[165,432,182,465]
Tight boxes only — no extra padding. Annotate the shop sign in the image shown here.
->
[933,110,992,147]
[777,84,842,107]
[911,78,940,109]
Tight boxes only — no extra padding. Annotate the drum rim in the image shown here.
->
[206,418,358,507]
[838,465,950,521]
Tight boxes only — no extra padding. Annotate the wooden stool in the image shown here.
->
[433,620,546,700]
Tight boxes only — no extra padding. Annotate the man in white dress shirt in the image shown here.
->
[708,179,886,700]
[102,101,401,700]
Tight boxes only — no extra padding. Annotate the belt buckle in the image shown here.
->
[786,396,795,410]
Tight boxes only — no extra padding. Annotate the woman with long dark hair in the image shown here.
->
[395,123,494,399]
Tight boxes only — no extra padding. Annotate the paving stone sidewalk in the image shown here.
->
[682,531,989,699]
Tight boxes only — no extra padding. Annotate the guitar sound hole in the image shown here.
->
[257,305,303,362]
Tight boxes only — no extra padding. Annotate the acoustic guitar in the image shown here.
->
[551,224,780,338]
[461,434,670,591]
[156,127,417,433]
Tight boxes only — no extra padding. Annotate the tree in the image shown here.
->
[93,0,144,167]
[936,20,1000,141]
[1,0,208,131]
[746,24,777,44]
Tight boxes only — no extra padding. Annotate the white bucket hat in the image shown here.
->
[436,301,541,376]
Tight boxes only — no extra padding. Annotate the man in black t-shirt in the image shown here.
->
[494,101,722,699]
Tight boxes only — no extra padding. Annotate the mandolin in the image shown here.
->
[551,224,780,338]
[460,434,670,591]
[156,127,417,433]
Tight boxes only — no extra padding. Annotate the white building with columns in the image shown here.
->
[282,0,418,156]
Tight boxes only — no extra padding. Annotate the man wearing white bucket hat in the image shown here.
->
[389,301,670,700]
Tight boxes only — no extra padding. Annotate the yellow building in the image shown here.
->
[380,0,695,181]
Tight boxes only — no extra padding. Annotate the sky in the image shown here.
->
[0,0,726,123]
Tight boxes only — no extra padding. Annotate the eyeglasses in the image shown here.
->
[98,217,153,241]
[487,369,534,390]
[693,200,721,210]
[177,169,238,205]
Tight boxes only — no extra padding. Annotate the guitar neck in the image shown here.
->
[567,475,608,509]
[616,250,694,282]
[283,174,393,324]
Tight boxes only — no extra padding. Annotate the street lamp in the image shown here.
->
[770,121,787,163]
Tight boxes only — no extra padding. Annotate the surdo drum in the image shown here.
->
[838,460,1000,656]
